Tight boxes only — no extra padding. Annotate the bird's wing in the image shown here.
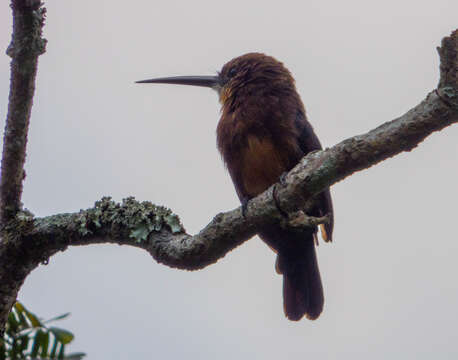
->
[295,110,334,242]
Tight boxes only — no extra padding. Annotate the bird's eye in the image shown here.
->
[228,67,237,78]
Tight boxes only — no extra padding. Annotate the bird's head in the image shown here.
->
[136,53,296,108]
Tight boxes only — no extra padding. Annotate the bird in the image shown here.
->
[137,53,334,321]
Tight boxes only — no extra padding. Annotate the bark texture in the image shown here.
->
[0,1,456,335]
[0,0,46,336]
[1,0,46,224]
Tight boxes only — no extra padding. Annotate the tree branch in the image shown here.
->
[15,79,458,274]
[0,0,46,225]
[0,25,456,334]
[0,0,46,336]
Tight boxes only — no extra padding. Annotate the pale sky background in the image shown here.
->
[1,1,458,359]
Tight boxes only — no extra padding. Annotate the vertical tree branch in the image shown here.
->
[0,0,46,337]
[0,0,46,225]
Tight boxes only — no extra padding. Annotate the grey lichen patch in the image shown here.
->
[42,213,75,229]
[442,86,456,98]
[438,86,458,109]
[16,208,34,223]
[75,197,184,243]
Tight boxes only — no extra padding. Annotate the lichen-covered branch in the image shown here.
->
[23,197,262,270]
[2,71,456,317]
[2,78,457,289]
[0,19,456,336]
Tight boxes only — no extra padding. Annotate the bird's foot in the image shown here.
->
[287,211,330,229]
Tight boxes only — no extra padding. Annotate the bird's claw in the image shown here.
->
[241,198,249,218]
[279,172,288,186]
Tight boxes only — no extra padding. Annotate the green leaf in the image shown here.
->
[49,327,74,345]
[40,331,49,358]
[58,344,65,359]
[44,312,71,324]
[7,311,19,333]
[30,330,44,358]
[25,310,42,328]
[6,303,82,360]
[64,352,87,360]
[15,308,30,330]
[15,303,42,328]
[10,338,19,360]
[19,336,29,353]
[50,336,58,359]
[13,302,25,313]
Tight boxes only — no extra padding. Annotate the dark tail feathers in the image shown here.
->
[276,238,324,321]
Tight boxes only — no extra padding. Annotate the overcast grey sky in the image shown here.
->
[1,0,458,359]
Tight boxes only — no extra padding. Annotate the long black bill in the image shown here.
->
[135,75,220,88]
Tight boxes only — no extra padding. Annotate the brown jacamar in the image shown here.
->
[137,53,334,320]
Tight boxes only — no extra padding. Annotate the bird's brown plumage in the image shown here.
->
[216,53,333,320]
[137,52,334,321]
